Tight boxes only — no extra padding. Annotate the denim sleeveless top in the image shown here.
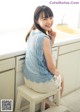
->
[23,29,53,83]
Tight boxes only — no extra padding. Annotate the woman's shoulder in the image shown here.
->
[35,29,50,39]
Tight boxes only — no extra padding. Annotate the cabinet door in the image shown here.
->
[76,50,80,88]
[58,51,79,95]
[52,47,58,67]
[0,70,15,110]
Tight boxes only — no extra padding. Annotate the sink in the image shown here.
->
[56,32,71,39]
[56,24,78,35]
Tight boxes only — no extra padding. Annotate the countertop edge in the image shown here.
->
[0,36,80,60]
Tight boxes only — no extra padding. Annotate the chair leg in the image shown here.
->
[30,102,35,112]
[41,100,46,111]
[15,92,22,110]
[55,89,60,106]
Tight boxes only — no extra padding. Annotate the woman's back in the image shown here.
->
[23,29,53,83]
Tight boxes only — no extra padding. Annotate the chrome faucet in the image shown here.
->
[61,14,66,24]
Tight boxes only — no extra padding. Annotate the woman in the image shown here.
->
[23,5,64,95]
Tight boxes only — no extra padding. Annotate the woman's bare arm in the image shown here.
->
[43,37,59,76]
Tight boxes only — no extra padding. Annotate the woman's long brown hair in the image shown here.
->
[25,5,54,42]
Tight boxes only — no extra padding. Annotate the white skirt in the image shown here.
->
[24,75,61,93]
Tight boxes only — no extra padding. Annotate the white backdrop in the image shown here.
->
[0,0,80,33]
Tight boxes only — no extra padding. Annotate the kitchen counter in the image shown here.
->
[0,29,80,60]
[54,30,80,46]
[0,31,26,60]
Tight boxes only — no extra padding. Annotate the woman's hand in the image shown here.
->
[54,69,59,76]
[48,29,56,44]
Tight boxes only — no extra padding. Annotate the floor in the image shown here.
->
[61,88,80,112]
[19,88,80,112]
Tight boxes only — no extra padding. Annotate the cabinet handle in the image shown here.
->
[19,57,25,61]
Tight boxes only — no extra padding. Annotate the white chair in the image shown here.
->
[15,85,60,112]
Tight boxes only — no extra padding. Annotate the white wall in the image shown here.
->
[0,0,80,33]
[78,7,80,28]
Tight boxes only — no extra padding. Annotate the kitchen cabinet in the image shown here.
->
[0,58,15,111]
[52,47,58,67]
[57,42,80,95]
[16,55,25,87]
[76,50,80,88]
[15,55,29,109]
